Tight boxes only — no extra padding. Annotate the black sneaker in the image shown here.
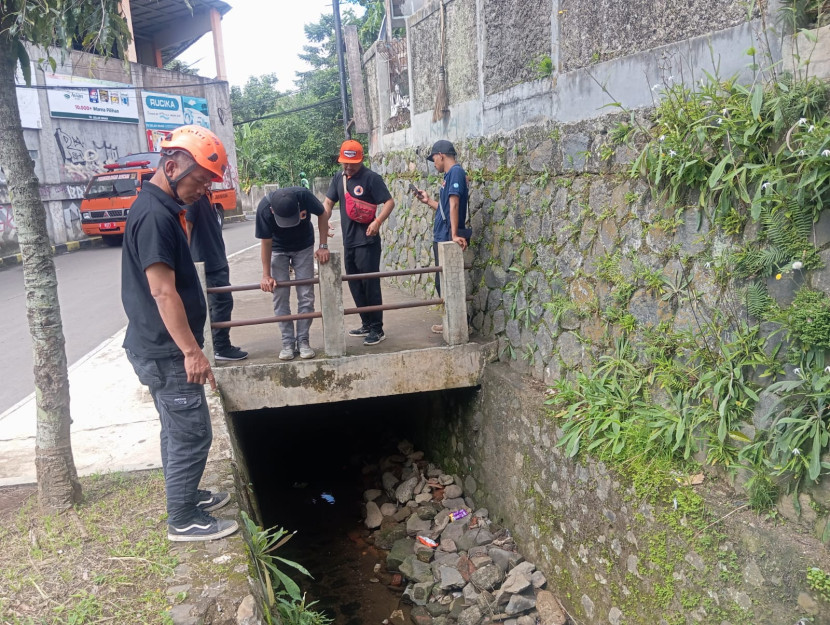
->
[215,346,248,361]
[196,489,231,513]
[348,325,370,337]
[168,511,239,542]
[363,330,386,346]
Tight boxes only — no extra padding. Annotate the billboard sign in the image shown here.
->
[142,91,185,130]
[45,73,138,123]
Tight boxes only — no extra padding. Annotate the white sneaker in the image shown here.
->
[279,347,295,361]
[299,343,316,359]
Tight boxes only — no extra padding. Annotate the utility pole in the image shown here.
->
[332,0,351,139]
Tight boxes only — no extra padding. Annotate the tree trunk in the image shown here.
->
[0,35,81,509]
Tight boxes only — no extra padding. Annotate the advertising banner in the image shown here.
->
[45,73,139,123]
[146,129,173,152]
[182,96,210,129]
[142,91,184,130]
[15,65,41,129]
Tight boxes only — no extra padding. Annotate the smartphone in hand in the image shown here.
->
[408,182,420,195]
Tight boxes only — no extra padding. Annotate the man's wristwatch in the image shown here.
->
[319,243,328,249]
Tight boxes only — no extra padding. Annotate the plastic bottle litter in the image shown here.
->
[450,509,469,522]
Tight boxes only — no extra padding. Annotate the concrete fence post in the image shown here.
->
[319,250,347,357]
[438,241,468,345]
[195,262,215,364]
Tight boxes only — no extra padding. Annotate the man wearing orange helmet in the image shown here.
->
[122,125,238,542]
[323,140,395,346]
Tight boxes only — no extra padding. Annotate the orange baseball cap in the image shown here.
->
[338,139,364,164]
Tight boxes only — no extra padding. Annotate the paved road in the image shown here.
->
[0,219,258,414]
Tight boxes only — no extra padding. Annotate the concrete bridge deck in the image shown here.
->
[209,234,495,412]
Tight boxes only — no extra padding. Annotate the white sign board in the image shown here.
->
[15,65,41,129]
[142,91,185,130]
[45,73,139,124]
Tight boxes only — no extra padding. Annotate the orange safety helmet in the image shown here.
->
[161,125,228,182]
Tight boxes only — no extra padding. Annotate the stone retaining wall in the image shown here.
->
[416,364,830,624]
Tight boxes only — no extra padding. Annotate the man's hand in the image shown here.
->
[366,219,381,236]
[415,189,430,205]
[452,235,468,251]
[260,276,277,292]
[184,348,216,390]
[315,247,330,264]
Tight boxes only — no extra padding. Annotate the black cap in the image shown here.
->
[269,190,301,228]
[427,140,456,162]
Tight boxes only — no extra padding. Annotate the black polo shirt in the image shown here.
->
[254,187,324,252]
[122,182,206,358]
[325,166,392,248]
[186,194,227,273]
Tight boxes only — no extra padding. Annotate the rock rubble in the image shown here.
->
[364,441,568,625]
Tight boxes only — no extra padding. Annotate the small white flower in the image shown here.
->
[798,117,808,126]
[792,448,801,456]
[668,150,677,157]
[799,150,807,156]
[794,368,801,375]
[659,135,666,142]
[793,261,803,270]
[824,366,830,374]
[717,118,723,125]
[808,125,815,133]
[761,182,770,190]
[822,149,830,157]
[722,108,728,115]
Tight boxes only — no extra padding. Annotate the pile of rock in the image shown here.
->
[363,441,567,625]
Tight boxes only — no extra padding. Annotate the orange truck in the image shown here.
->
[80,152,237,245]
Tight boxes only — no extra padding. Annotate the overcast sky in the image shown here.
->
[176,0,352,90]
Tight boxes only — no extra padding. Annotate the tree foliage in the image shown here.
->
[231,1,383,188]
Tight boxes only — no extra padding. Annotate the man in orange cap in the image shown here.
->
[324,140,395,346]
[122,125,238,543]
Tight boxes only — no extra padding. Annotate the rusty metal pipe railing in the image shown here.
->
[211,295,474,329]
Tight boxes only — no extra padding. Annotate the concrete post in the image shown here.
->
[195,262,215,364]
[319,251,346,357]
[438,241,468,345]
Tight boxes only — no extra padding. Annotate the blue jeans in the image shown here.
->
[271,245,316,348]
[125,349,212,526]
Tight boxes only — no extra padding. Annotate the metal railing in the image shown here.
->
[195,241,469,361]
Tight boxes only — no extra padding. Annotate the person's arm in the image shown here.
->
[259,238,276,292]
[448,194,467,250]
[315,213,330,264]
[415,188,438,211]
[145,262,215,389]
[366,198,394,236]
[322,197,335,219]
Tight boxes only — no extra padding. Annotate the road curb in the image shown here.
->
[0,237,104,270]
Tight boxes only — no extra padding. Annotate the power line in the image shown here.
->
[233,96,341,126]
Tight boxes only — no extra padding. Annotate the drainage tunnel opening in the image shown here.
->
[231,388,478,624]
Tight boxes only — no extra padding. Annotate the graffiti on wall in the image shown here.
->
[54,127,122,182]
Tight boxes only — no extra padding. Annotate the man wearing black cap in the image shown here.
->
[256,188,330,360]
[413,139,469,333]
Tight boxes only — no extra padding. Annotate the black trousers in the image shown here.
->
[205,265,233,352]
[344,241,383,331]
[433,241,442,297]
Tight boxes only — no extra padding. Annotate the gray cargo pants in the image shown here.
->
[126,349,212,527]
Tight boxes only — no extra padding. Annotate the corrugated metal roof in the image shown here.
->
[129,0,232,63]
